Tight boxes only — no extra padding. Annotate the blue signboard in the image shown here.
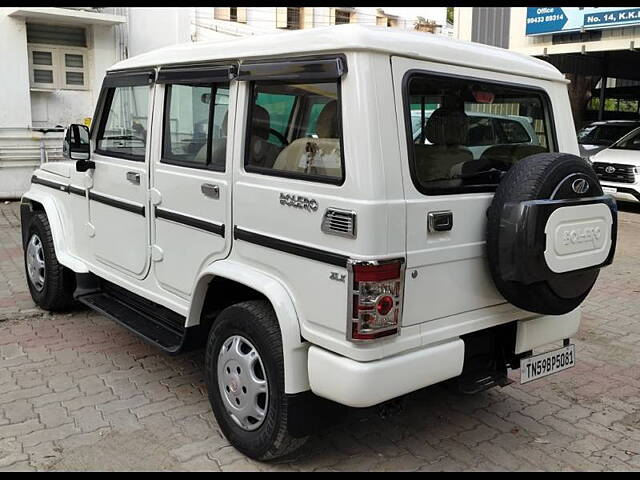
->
[526,7,640,36]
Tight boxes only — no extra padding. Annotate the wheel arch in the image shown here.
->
[21,192,88,273]
[188,260,310,394]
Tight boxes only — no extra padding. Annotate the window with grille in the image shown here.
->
[335,10,351,25]
[26,23,88,90]
[214,7,246,23]
[287,8,301,29]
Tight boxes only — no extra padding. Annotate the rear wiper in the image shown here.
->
[458,168,505,183]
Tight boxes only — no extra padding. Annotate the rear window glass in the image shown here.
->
[406,73,554,195]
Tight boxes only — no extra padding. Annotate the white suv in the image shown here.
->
[590,126,640,203]
[20,25,617,460]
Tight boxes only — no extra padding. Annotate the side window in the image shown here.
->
[304,99,331,137]
[255,92,295,145]
[162,83,230,170]
[245,81,344,184]
[96,85,150,161]
[406,73,554,195]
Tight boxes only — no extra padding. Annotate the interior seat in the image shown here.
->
[272,100,342,178]
[413,107,473,183]
[193,111,228,166]
[248,105,282,169]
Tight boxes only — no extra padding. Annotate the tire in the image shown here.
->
[23,211,76,311]
[486,152,611,315]
[204,300,307,461]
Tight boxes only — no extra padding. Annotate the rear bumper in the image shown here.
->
[515,308,580,354]
[307,338,464,408]
[307,309,581,408]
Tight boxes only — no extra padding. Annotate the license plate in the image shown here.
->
[520,344,575,384]
[602,186,617,194]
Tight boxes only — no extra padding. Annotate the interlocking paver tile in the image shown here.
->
[1,200,640,470]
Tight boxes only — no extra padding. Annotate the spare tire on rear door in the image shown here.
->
[486,152,617,315]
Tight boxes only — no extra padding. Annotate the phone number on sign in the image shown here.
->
[527,14,565,24]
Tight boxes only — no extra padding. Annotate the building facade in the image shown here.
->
[0,6,449,198]
[454,7,640,129]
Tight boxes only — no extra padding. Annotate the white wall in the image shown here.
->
[127,7,191,58]
[453,7,473,42]
[356,7,448,29]
[0,13,32,128]
[29,24,119,128]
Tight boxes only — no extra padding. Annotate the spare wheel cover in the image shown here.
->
[486,152,617,315]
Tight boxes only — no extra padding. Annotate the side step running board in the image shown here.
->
[75,274,188,354]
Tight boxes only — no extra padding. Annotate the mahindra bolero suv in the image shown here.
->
[21,25,618,460]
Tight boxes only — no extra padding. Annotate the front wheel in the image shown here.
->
[204,300,307,461]
[24,211,76,311]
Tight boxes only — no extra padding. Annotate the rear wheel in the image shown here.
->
[24,212,76,311]
[204,300,307,461]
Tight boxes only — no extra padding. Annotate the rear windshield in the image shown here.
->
[577,124,638,146]
[405,73,554,195]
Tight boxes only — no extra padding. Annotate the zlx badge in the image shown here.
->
[329,272,346,282]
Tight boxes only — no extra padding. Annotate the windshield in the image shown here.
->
[611,127,640,151]
[577,124,637,145]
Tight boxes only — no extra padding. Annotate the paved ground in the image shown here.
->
[1,200,639,471]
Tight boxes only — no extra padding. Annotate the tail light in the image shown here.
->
[347,259,405,341]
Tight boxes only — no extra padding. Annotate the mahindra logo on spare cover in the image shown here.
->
[571,178,590,195]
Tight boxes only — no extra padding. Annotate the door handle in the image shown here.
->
[126,171,140,185]
[201,183,220,199]
[428,211,453,232]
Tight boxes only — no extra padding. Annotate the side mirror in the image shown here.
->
[63,124,94,171]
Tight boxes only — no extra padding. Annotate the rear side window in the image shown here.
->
[96,85,149,161]
[406,73,555,195]
[162,83,230,170]
[244,81,344,184]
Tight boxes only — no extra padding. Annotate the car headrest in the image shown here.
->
[252,105,270,140]
[316,100,339,138]
[425,107,469,146]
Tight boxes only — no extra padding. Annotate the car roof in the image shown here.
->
[587,120,640,126]
[110,25,567,84]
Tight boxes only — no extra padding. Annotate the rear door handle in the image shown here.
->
[126,171,140,185]
[428,211,453,232]
[201,183,220,199]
